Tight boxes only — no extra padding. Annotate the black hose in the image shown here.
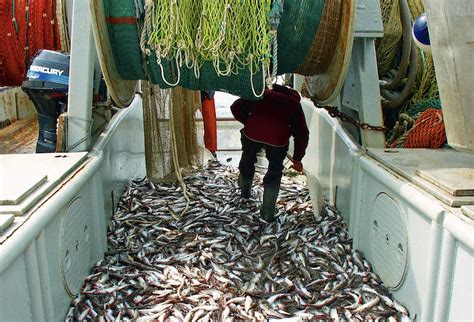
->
[382,43,418,109]
[380,0,412,91]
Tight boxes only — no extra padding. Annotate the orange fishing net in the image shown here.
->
[403,108,447,148]
[0,0,64,86]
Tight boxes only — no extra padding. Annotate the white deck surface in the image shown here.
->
[368,148,474,208]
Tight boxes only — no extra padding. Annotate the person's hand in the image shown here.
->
[291,160,303,172]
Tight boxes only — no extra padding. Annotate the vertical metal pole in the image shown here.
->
[66,0,95,152]
[340,0,385,148]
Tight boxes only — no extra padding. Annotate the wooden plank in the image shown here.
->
[56,113,67,152]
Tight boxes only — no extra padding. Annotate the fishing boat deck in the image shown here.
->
[64,162,412,321]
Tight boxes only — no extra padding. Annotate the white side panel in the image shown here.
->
[92,96,146,221]
[300,98,361,223]
[25,242,47,320]
[0,255,33,321]
[449,243,474,321]
[301,105,474,321]
[0,176,105,322]
[354,159,444,316]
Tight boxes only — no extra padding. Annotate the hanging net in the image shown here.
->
[377,0,403,78]
[99,0,335,100]
[142,82,202,183]
[141,82,202,218]
[377,0,439,107]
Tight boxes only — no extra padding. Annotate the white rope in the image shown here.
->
[249,55,266,98]
[157,54,181,87]
[271,32,279,81]
[168,89,191,217]
[140,0,154,56]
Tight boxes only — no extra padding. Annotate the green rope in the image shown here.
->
[406,98,441,118]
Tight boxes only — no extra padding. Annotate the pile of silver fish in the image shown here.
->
[65,161,412,321]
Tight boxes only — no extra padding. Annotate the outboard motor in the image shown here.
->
[22,50,70,153]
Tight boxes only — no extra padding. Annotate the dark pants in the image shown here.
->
[238,133,288,189]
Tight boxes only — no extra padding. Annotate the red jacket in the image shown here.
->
[231,84,309,161]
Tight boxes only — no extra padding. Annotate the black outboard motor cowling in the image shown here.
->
[22,50,70,153]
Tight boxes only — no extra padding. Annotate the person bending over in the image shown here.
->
[231,84,309,222]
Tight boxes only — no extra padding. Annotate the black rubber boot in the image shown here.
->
[260,187,279,222]
[238,174,252,199]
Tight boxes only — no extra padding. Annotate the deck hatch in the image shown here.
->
[0,172,47,206]
[0,153,88,217]
[415,168,474,197]
[368,148,474,208]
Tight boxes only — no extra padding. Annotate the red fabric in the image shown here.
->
[0,0,63,86]
[0,47,5,84]
[201,97,217,153]
[106,16,137,25]
[231,84,309,161]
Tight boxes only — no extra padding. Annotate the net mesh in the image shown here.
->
[295,0,342,75]
[377,0,402,78]
[0,0,67,86]
[276,0,325,75]
[103,0,327,99]
[394,108,447,149]
[142,81,202,184]
[105,0,146,80]
[377,0,439,107]
[55,0,70,52]
[387,99,442,148]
